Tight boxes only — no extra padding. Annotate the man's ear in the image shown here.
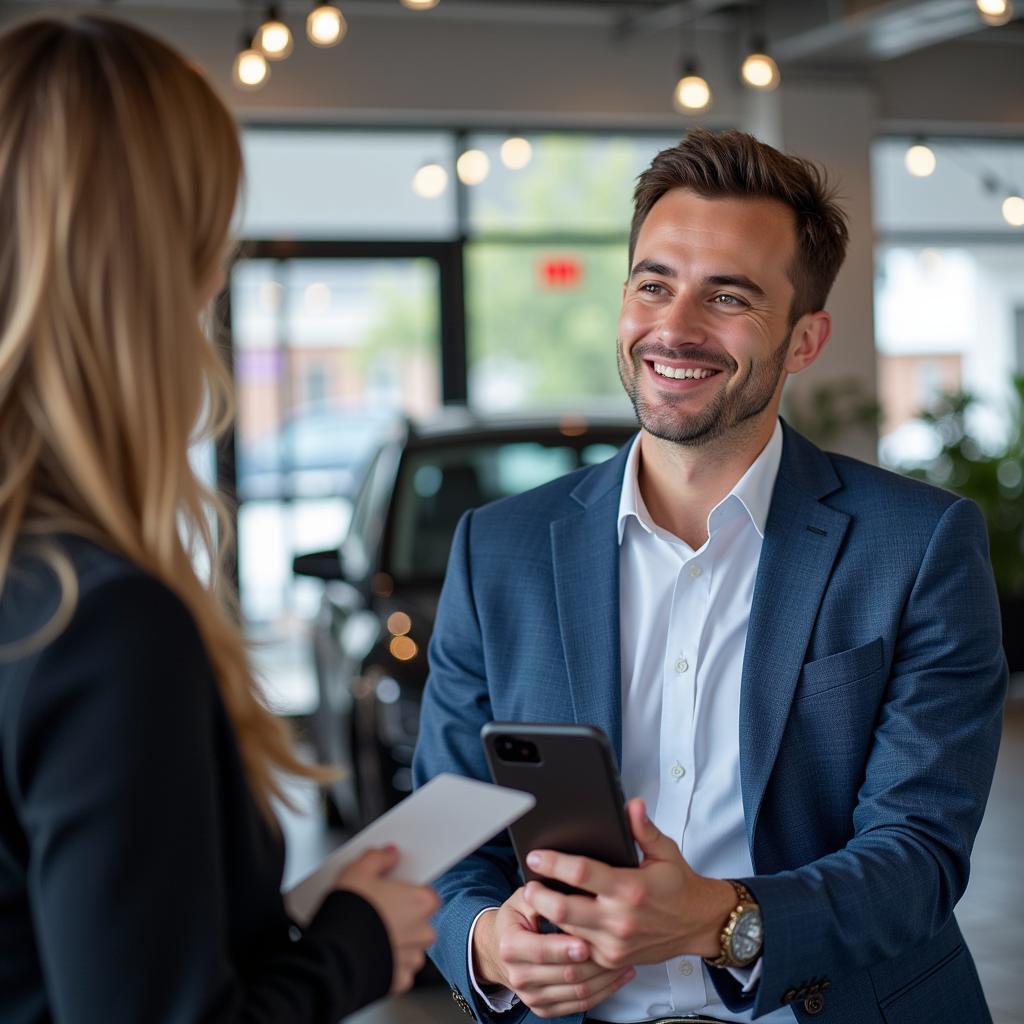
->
[785,311,832,374]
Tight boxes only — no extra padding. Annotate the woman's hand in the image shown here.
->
[336,846,441,994]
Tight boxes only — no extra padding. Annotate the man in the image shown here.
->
[412,128,1005,1024]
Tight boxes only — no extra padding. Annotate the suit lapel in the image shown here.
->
[551,443,632,767]
[740,426,850,850]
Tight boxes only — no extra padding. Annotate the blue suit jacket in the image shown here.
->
[412,424,1006,1023]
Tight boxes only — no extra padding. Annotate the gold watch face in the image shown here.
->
[729,908,763,964]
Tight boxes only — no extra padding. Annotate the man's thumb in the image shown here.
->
[627,799,674,861]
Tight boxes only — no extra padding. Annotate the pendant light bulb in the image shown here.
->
[457,149,490,186]
[673,63,712,112]
[501,136,533,170]
[977,0,1013,26]
[412,162,448,199]
[1003,195,1024,227]
[256,6,293,60]
[233,32,270,90]
[307,4,346,47]
[741,49,780,91]
[401,0,440,9]
[904,141,936,178]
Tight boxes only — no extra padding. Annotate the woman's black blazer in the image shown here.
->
[0,536,391,1023]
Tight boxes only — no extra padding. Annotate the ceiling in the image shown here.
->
[9,0,1022,65]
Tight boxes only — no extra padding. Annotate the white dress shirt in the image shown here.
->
[470,420,794,1022]
[590,420,793,1023]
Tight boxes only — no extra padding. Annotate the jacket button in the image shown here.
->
[804,993,825,1015]
[450,990,474,1017]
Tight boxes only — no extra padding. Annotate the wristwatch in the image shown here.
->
[705,880,763,968]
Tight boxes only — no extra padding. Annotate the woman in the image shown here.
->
[0,15,437,1022]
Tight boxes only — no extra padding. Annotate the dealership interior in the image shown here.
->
[4,0,1023,1020]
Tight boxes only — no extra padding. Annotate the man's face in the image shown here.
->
[617,188,801,447]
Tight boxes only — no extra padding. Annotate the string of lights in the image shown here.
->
[228,0,1020,209]
[232,1,431,91]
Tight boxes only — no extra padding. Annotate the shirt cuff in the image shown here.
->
[467,907,520,1013]
[726,955,763,994]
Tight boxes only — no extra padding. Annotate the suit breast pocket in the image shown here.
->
[795,636,885,700]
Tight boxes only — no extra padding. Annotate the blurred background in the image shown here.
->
[4,1,1022,1019]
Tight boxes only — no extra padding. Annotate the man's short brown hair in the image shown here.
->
[630,128,850,325]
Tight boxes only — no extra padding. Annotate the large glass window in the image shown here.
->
[462,132,678,413]
[872,138,1024,468]
[233,127,681,713]
[464,133,676,234]
[231,255,441,712]
[241,130,457,239]
[467,241,628,410]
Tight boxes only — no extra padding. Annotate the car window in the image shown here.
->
[386,438,624,582]
[343,442,401,580]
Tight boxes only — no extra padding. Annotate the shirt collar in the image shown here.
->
[617,419,783,545]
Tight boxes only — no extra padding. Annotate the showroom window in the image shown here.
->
[872,137,1024,469]
[463,132,678,412]
[231,126,679,712]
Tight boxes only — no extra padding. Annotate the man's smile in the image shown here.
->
[651,362,720,381]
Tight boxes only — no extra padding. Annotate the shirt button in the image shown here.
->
[675,657,689,673]
[670,761,686,780]
[689,564,702,578]
[679,961,695,976]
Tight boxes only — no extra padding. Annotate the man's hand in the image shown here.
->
[472,887,636,1019]
[522,799,736,971]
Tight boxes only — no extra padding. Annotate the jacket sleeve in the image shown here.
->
[412,511,532,1024]
[9,572,392,1024]
[710,497,1007,1018]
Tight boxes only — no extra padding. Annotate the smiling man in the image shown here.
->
[413,129,1006,1024]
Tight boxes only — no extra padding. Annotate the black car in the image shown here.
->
[293,410,637,828]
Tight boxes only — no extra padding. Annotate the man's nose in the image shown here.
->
[656,291,708,347]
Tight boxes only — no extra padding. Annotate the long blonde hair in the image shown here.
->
[0,15,327,822]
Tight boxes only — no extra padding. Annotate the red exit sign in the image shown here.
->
[539,255,583,289]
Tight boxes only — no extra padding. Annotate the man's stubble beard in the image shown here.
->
[616,333,791,448]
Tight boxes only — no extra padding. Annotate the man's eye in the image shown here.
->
[639,282,665,295]
[712,293,745,306]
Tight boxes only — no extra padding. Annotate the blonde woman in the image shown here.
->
[0,15,438,1022]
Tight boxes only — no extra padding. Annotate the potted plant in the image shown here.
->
[899,377,1024,673]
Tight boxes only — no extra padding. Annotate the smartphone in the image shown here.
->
[480,722,638,895]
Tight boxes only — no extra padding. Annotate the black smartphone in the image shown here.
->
[481,722,638,896]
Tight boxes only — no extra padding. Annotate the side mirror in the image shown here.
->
[292,548,343,581]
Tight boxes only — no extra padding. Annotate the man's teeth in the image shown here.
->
[653,363,716,380]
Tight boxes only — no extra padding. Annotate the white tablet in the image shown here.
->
[284,773,534,925]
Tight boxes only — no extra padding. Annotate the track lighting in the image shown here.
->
[400,0,440,9]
